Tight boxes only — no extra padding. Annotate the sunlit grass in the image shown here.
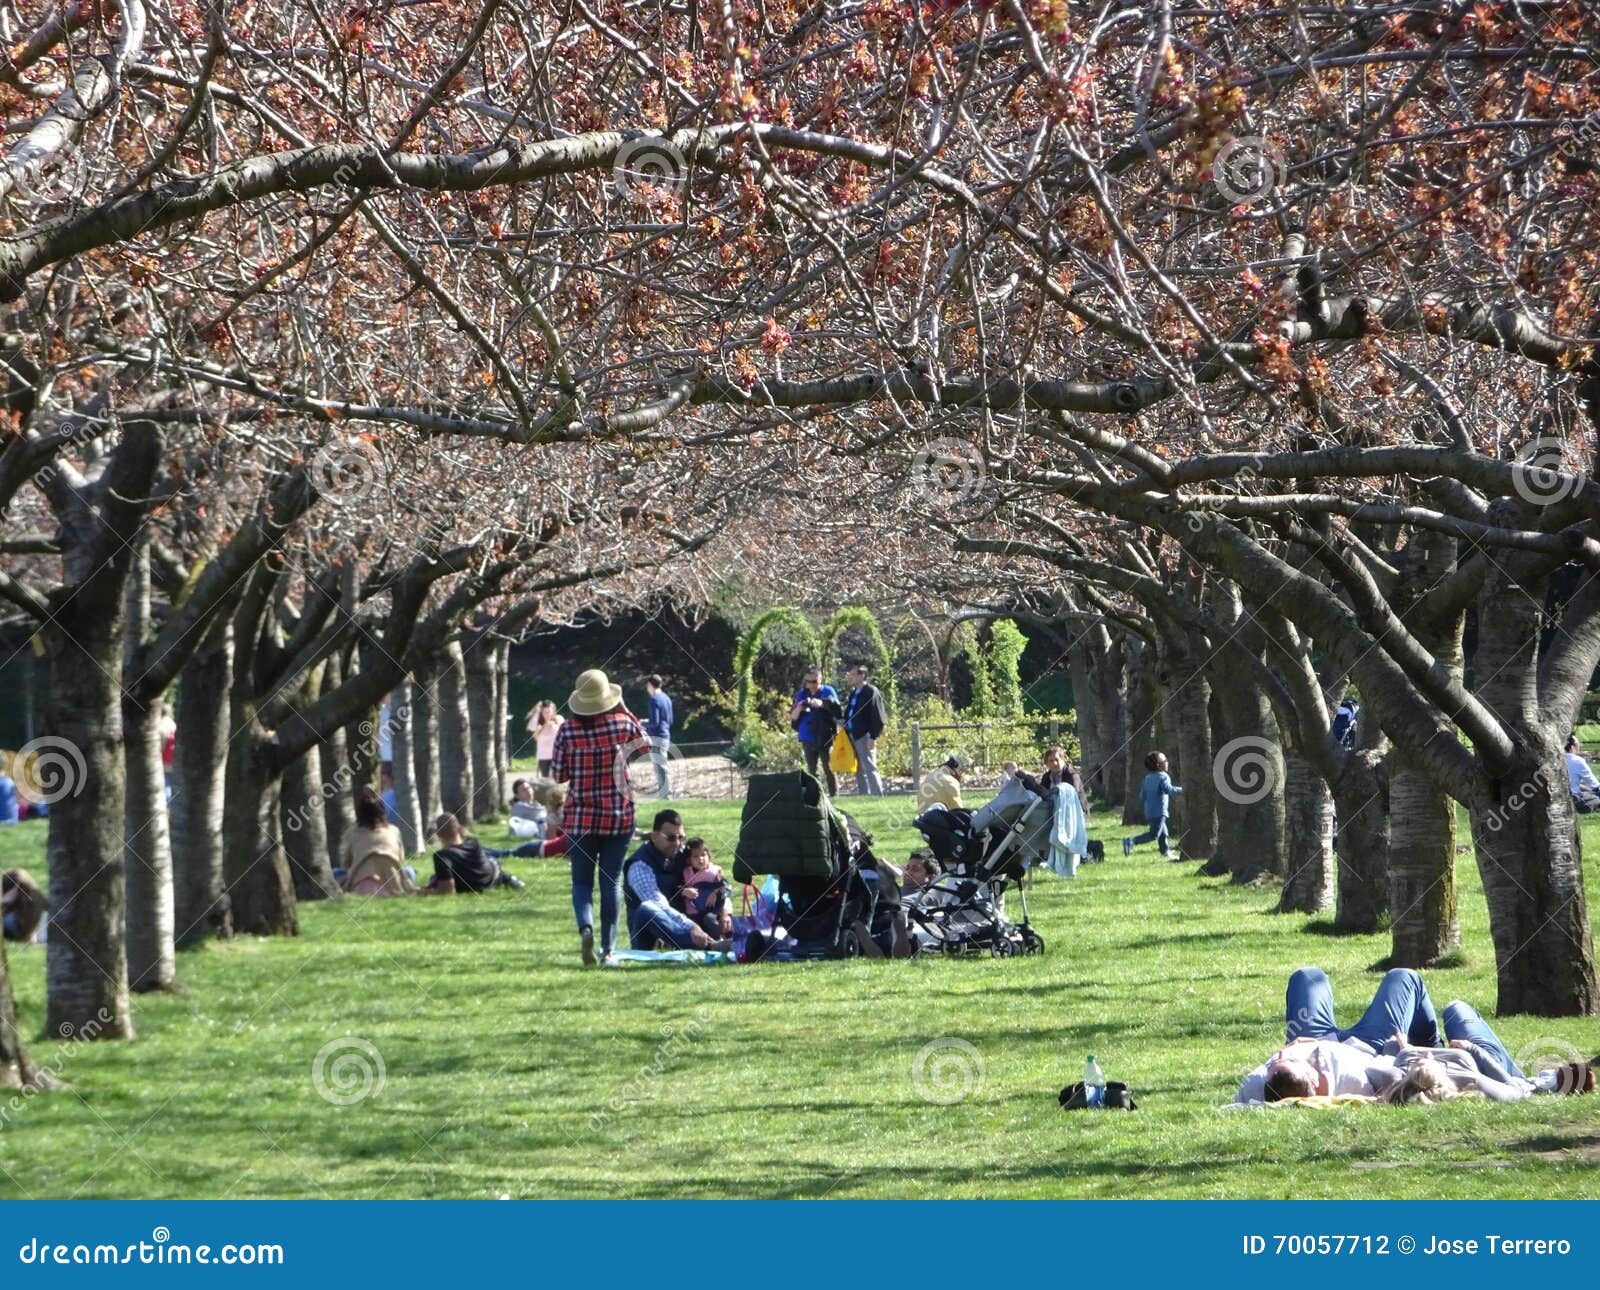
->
[1,794,1597,1198]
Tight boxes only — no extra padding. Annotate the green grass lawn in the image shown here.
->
[2,795,1598,1199]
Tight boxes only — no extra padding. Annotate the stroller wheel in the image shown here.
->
[1021,927,1046,956]
[840,927,862,958]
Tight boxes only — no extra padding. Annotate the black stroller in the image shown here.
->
[910,776,1049,957]
[733,770,893,959]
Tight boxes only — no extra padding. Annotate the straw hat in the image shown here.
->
[568,668,623,716]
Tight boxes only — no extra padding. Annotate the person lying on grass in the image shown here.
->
[1236,966,1592,1102]
[419,812,530,895]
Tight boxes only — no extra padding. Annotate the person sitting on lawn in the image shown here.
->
[2,867,46,941]
[675,838,732,938]
[507,777,548,839]
[918,755,965,812]
[522,782,570,857]
[1565,735,1600,813]
[420,812,528,895]
[1123,751,1181,858]
[338,786,416,896]
[624,809,725,951]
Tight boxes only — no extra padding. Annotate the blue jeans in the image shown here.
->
[628,905,698,950]
[649,736,672,798]
[1284,966,1442,1048]
[569,833,629,955]
[1130,817,1170,854]
[1442,1000,1522,1077]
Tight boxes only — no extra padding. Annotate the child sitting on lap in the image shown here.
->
[676,838,731,937]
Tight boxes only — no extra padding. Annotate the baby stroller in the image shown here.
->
[733,770,891,960]
[911,775,1049,957]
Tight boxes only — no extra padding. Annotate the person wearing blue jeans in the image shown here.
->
[1123,751,1182,857]
[568,834,629,959]
[1440,999,1523,1078]
[1286,965,1442,1048]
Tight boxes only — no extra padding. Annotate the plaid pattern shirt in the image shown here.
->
[551,709,646,836]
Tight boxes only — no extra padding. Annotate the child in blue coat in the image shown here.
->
[1123,752,1182,858]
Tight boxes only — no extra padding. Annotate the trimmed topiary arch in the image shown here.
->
[820,606,895,712]
[734,607,821,727]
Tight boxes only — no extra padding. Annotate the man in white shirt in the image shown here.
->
[1565,735,1600,812]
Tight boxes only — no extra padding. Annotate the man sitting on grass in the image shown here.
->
[419,812,529,895]
[623,809,728,951]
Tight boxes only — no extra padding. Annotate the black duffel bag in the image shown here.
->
[1059,1081,1137,1111]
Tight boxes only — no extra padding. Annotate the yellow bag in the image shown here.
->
[830,729,857,774]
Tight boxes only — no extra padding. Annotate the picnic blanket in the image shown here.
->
[1225,1094,1378,1110]
[600,949,738,968]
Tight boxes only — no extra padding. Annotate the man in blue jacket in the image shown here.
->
[644,674,674,799]
[789,667,843,795]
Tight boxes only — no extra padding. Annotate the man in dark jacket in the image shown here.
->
[843,664,888,796]
[420,813,528,894]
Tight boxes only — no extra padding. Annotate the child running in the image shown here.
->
[1123,751,1182,858]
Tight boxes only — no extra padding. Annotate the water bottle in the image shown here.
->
[1084,1055,1106,1108]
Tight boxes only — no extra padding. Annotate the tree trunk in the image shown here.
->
[320,650,355,863]
[466,640,499,821]
[493,638,512,811]
[1386,531,1463,967]
[438,641,476,821]
[1096,632,1128,808]
[1468,564,1598,1015]
[1163,633,1216,862]
[1328,739,1390,932]
[1067,617,1124,808]
[172,620,233,944]
[1205,659,1286,882]
[120,535,176,994]
[223,672,300,938]
[1122,638,1156,826]
[43,621,135,1039]
[412,659,441,828]
[1387,749,1459,965]
[1,938,40,1089]
[282,744,339,901]
[1279,750,1334,913]
[389,680,425,855]
[122,701,176,992]
[343,647,380,799]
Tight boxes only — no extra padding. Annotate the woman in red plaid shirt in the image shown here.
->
[551,669,647,966]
